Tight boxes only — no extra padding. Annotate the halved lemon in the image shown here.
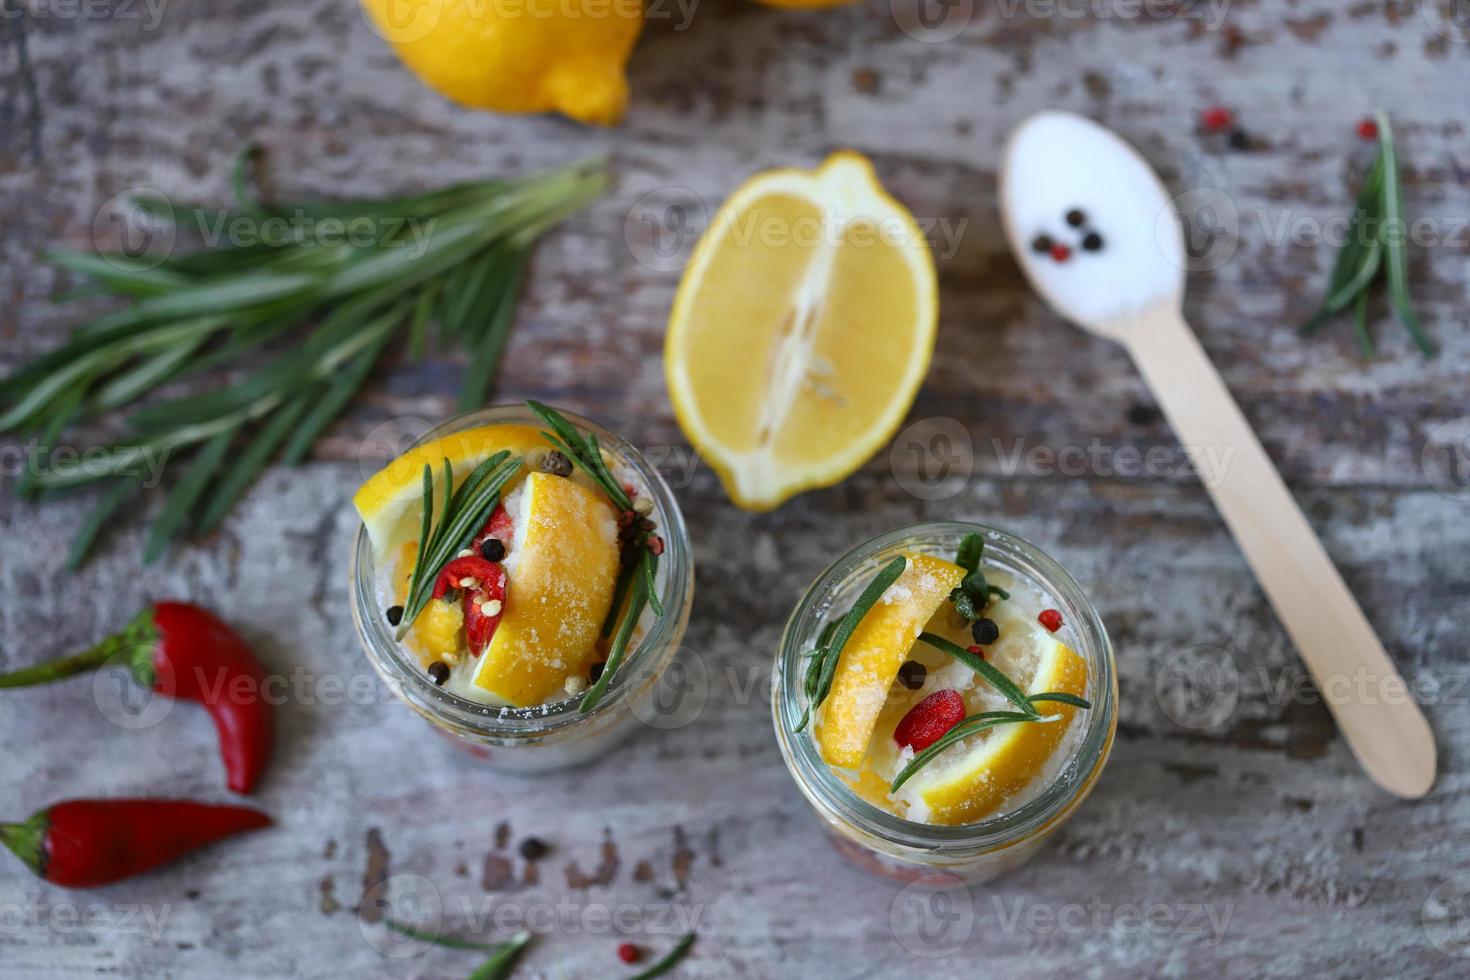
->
[665,152,939,511]
[814,554,965,770]
[472,472,620,706]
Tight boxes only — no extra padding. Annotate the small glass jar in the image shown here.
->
[772,522,1116,883]
[351,405,694,772]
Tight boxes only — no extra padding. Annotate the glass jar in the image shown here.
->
[772,522,1116,882]
[351,405,694,772]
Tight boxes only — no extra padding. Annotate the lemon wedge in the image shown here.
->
[353,424,548,562]
[814,554,965,770]
[664,152,939,511]
[472,472,619,706]
[892,630,1089,826]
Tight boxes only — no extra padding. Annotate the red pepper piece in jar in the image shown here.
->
[0,603,274,795]
[0,798,270,889]
[471,503,514,553]
[432,556,506,601]
[462,576,508,657]
[894,689,966,752]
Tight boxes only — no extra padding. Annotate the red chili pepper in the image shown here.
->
[0,603,275,794]
[432,556,505,601]
[460,566,508,657]
[471,503,514,552]
[0,798,270,888]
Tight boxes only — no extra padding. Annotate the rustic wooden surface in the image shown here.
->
[3,1,1469,977]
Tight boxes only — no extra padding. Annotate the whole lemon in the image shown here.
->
[360,0,643,126]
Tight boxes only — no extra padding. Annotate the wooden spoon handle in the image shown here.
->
[1123,302,1434,798]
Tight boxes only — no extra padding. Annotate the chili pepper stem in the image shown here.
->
[0,607,157,688]
[0,812,47,877]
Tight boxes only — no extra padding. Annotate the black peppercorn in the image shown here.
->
[971,617,1000,645]
[519,837,550,861]
[385,605,404,626]
[1081,232,1104,252]
[541,450,573,477]
[1065,208,1086,227]
[428,661,450,685]
[588,661,606,683]
[1031,234,1053,254]
[1228,128,1250,151]
[480,538,506,562]
[897,661,927,690]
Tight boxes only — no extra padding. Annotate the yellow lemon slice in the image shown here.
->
[472,472,620,706]
[896,634,1089,826]
[814,554,965,770]
[665,152,939,511]
[353,424,550,562]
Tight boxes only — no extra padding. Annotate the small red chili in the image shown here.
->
[894,689,966,752]
[1049,242,1072,263]
[1,798,270,889]
[967,644,987,661]
[432,556,505,600]
[1038,608,1064,632]
[0,603,274,794]
[1356,117,1379,141]
[617,942,640,964]
[473,503,514,550]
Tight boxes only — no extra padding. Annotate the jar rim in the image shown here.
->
[350,404,694,738]
[773,521,1117,853]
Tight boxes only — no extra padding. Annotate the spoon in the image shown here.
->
[998,110,1434,799]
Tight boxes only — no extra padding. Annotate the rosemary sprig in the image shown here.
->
[630,932,697,980]
[947,532,1007,621]
[397,451,523,638]
[525,399,633,512]
[1298,112,1434,357]
[793,556,908,733]
[383,921,532,979]
[890,711,1050,793]
[1,150,607,565]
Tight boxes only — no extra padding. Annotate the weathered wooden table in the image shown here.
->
[3,2,1468,977]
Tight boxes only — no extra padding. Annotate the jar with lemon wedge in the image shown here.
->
[351,404,692,770]
[773,523,1116,882]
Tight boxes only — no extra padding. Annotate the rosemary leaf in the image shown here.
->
[629,932,696,980]
[143,426,238,563]
[458,248,528,412]
[601,559,639,640]
[580,550,649,713]
[917,632,1037,716]
[195,395,312,534]
[66,476,143,569]
[1352,288,1374,358]
[1375,112,1435,356]
[382,919,501,951]
[890,711,1046,793]
[1028,691,1093,710]
[643,550,663,618]
[467,929,533,980]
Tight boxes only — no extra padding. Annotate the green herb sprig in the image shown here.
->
[794,556,908,733]
[383,920,531,979]
[1299,112,1434,357]
[523,402,663,713]
[948,532,1008,620]
[397,451,523,638]
[0,150,607,566]
[887,631,1092,792]
[630,932,697,980]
